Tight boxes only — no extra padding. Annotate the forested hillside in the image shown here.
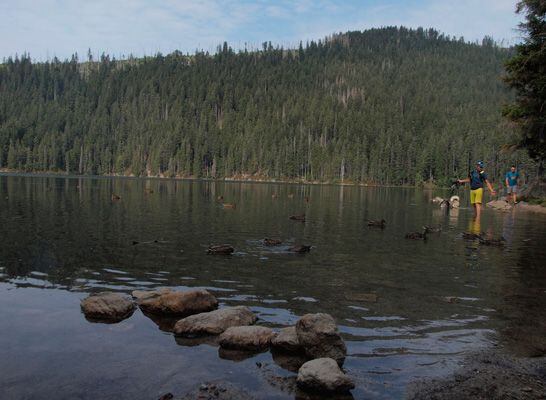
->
[0,27,529,185]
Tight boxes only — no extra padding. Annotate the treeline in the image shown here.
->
[0,27,532,185]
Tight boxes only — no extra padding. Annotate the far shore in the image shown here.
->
[0,168,439,189]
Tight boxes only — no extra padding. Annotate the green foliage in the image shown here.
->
[503,1,546,173]
[0,27,531,184]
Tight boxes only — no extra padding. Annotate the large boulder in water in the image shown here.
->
[81,292,135,322]
[219,326,276,351]
[136,288,218,316]
[271,326,304,353]
[296,313,347,366]
[297,358,355,393]
[174,306,256,336]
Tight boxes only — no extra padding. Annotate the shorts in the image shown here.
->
[507,185,517,194]
[470,188,483,204]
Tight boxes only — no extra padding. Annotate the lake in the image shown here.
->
[1,174,545,399]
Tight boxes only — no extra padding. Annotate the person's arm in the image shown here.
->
[505,175,510,187]
[485,179,496,195]
[458,177,470,184]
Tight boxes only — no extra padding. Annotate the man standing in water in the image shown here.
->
[505,165,520,204]
[458,161,497,218]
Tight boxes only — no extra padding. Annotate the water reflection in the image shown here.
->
[0,174,545,399]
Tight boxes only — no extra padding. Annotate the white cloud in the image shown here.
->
[0,0,523,61]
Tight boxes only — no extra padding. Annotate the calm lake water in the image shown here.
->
[1,174,545,400]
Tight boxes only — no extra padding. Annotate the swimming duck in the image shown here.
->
[263,238,282,246]
[222,203,236,209]
[289,214,306,222]
[424,225,442,233]
[111,194,121,201]
[462,232,483,240]
[367,219,386,228]
[405,227,430,240]
[207,244,234,255]
[479,236,506,247]
[288,245,311,253]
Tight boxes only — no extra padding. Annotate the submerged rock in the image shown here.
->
[174,306,256,336]
[80,292,135,322]
[136,288,218,316]
[271,326,304,353]
[487,199,512,212]
[297,358,355,393]
[180,381,255,400]
[219,326,276,351]
[296,313,347,365]
[271,350,308,373]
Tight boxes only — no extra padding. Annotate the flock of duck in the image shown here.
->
[115,190,506,253]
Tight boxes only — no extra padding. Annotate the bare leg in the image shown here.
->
[475,203,482,219]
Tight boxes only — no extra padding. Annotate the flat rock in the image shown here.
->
[174,306,256,336]
[137,288,218,316]
[296,313,347,365]
[81,292,135,322]
[132,287,172,301]
[180,381,256,400]
[219,326,276,351]
[271,326,304,353]
[487,200,512,212]
[297,358,355,393]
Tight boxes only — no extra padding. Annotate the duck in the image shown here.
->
[263,238,282,246]
[207,244,234,255]
[424,224,442,233]
[288,245,311,253]
[289,214,306,222]
[111,194,121,201]
[222,203,236,209]
[367,219,386,228]
[479,236,506,247]
[405,227,430,240]
[462,232,483,240]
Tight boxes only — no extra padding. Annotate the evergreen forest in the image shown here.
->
[0,27,532,185]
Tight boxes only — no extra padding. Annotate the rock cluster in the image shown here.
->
[81,289,354,395]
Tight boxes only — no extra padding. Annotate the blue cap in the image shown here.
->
[476,161,484,168]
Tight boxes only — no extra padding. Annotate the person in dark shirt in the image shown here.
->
[457,161,496,218]
[505,165,520,204]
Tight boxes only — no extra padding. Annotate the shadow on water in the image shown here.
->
[0,174,545,399]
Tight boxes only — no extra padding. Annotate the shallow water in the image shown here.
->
[1,174,545,399]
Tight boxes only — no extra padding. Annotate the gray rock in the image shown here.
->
[296,313,347,365]
[219,326,276,351]
[174,306,256,336]
[80,292,135,321]
[297,358,354,393]
[137,288,218,316]
[271,326,304,353]
[487,199,512,212]
[132,287,172,301]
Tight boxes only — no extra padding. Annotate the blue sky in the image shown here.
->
[1,0,523,61]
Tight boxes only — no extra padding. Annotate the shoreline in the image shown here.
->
[0,168,433,190]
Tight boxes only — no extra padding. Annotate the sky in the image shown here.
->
[0,0,524,61]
